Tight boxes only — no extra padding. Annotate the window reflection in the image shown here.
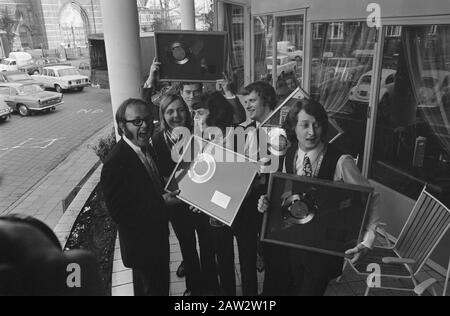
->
[223,3,245,93]
[372,24,450,202]
[310,22,377,164]
[254,15,274,83]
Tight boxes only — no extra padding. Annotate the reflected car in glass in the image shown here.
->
[349,69,397,104]
[266,55,297,77]
[418,70,450,109]
[0,83,64,117]
[324,57,366,83]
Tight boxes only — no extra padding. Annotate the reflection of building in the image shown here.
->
[137,0,162,32]
[312,22,376,58]
[0,0,103,53]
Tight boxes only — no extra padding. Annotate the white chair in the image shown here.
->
[346,186,450,296]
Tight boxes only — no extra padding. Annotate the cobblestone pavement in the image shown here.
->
[0,87,113,214]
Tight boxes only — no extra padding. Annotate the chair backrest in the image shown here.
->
[396,187,450,275]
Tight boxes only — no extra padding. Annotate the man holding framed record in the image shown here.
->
[257,98,381,296]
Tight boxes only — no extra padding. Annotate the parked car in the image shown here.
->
[418,70,450,109]
[0,83,64,117]
[266,55,297,77]
[0,71,37,85]
[21,58,70,75]
[0,96,12,122]
[78,62,91,79]
[31,65,90,93]
[349,69,397,104]
[0,52,33,72]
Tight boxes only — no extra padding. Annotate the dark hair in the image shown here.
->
[192,92,234,130]
[0,215,61,250]
[243,81,277,111]
[283,99,329,145]
[178,82,203,93]
[159,92,192,131]
[115,98,154,137]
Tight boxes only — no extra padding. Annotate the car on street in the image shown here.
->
[78,62,91,79]
[20,57,68,75]
[349,69,397,104]
[0,96,12,122]
[0,52,33,72]
[417,70,450,109]
[31,65,90,93]
[0,83,64,117]
[0,71,37,85]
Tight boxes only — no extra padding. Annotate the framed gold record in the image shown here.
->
[155,31,227,83]
[261,173,373,258]
[165,136,258,227]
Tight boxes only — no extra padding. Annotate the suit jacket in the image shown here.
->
[100,139,169,269]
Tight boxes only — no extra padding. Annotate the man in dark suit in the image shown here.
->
[101,98,180,296]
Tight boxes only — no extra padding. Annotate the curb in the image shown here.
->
[4,122,114,229]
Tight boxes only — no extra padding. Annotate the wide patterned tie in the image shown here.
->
[303,155,313,177]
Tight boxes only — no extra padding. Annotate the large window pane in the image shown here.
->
[371,24,450,203]
[275,15,304,101]
[310,22,377,165]
[254,15,274,83]
[223,3,245,93]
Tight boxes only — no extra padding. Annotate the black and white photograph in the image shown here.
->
[0,0,449,300]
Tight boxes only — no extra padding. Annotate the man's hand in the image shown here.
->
[163,190,181,206]
[345,244,369,264]
[216,72,235,99]
[189,205,202,214]
[258,195,270,214]
[144,58,161,88]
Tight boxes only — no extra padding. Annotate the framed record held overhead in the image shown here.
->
[261,173,373,258]
[155,31,227,83]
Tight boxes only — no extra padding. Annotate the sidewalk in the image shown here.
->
[3,123,114,230]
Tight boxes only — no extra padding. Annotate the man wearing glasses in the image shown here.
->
[101,98,180,296]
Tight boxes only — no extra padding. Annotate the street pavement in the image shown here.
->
[0,87,113,214]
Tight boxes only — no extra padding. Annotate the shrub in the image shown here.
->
[89,129,117,163]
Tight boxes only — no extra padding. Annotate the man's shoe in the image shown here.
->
[176,261,185,278]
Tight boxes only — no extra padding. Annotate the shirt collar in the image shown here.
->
[123,136,145,156]
[297,142,325,164]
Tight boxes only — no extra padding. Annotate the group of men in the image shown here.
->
[100,59,286,296]
[100,55,376,296]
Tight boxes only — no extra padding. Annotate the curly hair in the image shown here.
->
[283,99,329,145]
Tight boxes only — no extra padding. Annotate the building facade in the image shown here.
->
[0,0,103,55]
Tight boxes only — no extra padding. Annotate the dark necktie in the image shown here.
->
[303,155,313,177]
[141,147,164,194]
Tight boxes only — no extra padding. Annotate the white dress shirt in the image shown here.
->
[294,143,381,249]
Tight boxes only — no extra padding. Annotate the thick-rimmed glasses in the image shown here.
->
[123,116,153,127]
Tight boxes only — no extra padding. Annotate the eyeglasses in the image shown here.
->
[123,116,153,127]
